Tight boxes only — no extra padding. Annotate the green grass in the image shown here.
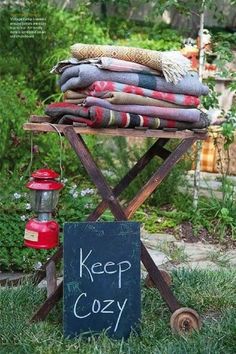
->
[158,242,189,264]
[0,269,236,354]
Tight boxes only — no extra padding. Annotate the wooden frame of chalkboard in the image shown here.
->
[26,123,203,334]
[63,221,141,339]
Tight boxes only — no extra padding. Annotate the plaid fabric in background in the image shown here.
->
[200,135,218,173]
[192,127,236,175]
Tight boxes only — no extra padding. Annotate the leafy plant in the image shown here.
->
[0,0,108,98]
[158,241,188,264]
[201,78,220,110]
[0,75,42,174]
[207,250,231,267]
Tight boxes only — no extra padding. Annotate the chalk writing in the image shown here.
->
[73,293,128,332]
[79,248,131,288]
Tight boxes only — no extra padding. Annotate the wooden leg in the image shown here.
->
[46,261,57,298]
[30,281,63,322]
[32,246,63,285]
[88,138,170,221]
[141,244,180,312]
[64,126,127,220]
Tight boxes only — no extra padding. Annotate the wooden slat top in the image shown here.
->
[23,122,208,140]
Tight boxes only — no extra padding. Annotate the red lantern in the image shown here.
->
[24,169,63,249]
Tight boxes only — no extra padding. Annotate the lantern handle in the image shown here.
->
[48,123,64,180]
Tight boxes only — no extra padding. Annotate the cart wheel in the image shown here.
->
[170,307,201,334]
[145,270,172,288]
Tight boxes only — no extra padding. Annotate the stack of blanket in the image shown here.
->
[46,44,210,130]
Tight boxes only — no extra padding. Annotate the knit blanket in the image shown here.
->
[83,97,202,122]
[51,57,161,76]
[65,92,187,108]
[70,43,191,84]
[59,65,209,97]
[65,82,200,107]
[45,102,210,130]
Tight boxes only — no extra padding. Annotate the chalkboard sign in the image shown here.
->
[63,221,141,339]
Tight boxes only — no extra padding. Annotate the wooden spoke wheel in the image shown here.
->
[170,307,201,334]
[145,270,172,288]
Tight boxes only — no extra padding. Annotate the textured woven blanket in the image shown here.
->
[83,97,202,122]
[65,82,200,107]
[51,57,161,76]
[70,43,191,84]
[45,102,210,129]
[60,65,208,97]
[65,92,186,108]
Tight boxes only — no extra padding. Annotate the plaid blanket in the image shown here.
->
[64,82,200,107]
[45,102,210,129]
[83,96,202,122]
[59,65,209,96]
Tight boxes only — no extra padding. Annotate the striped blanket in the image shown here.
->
[45,102,210,129]
[83,97,202,122]
[64,81,200,107]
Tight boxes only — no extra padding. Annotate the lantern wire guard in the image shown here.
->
[28,124,64,180]
[48,123,64,180]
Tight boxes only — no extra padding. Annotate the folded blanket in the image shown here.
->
[65,92,187,108]
[83,97,202,122]
[70,43,191,84]
[64,98,84,104]
[64,90,86,99]
[65,82,200,107]
[45,102,210,130]
[51,57,162,76]
[60,65,209,97]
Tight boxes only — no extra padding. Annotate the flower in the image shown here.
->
[102,170,114,177]
[25,203,31,210]
[69,184,77,195]
[13,192,21,199]
[34,261,42,270]
[20,215,27,221]
[85,203,91,209]
[80,188,95,196]
[72,191,79,198]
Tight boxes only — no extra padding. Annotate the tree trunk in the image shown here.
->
[193,5,205,209]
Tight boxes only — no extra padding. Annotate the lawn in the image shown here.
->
[0,269,235,354]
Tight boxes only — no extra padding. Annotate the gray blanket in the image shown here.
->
[59,64,209,97]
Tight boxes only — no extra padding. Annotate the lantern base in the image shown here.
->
[24,218,59,249]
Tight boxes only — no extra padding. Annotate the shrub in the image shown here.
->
[0,75,42,174]
[0,0,108,99]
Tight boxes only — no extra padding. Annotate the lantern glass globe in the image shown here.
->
[29,190,60,213]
